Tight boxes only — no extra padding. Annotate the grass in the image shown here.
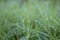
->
[0,0,60,40]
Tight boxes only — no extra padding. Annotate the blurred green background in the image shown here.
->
[0,0,60,40]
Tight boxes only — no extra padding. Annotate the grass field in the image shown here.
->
[0,0,60,40]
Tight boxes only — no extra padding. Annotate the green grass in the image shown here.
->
[0,0,60,40]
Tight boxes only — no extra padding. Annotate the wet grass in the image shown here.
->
[0,0,60,40]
